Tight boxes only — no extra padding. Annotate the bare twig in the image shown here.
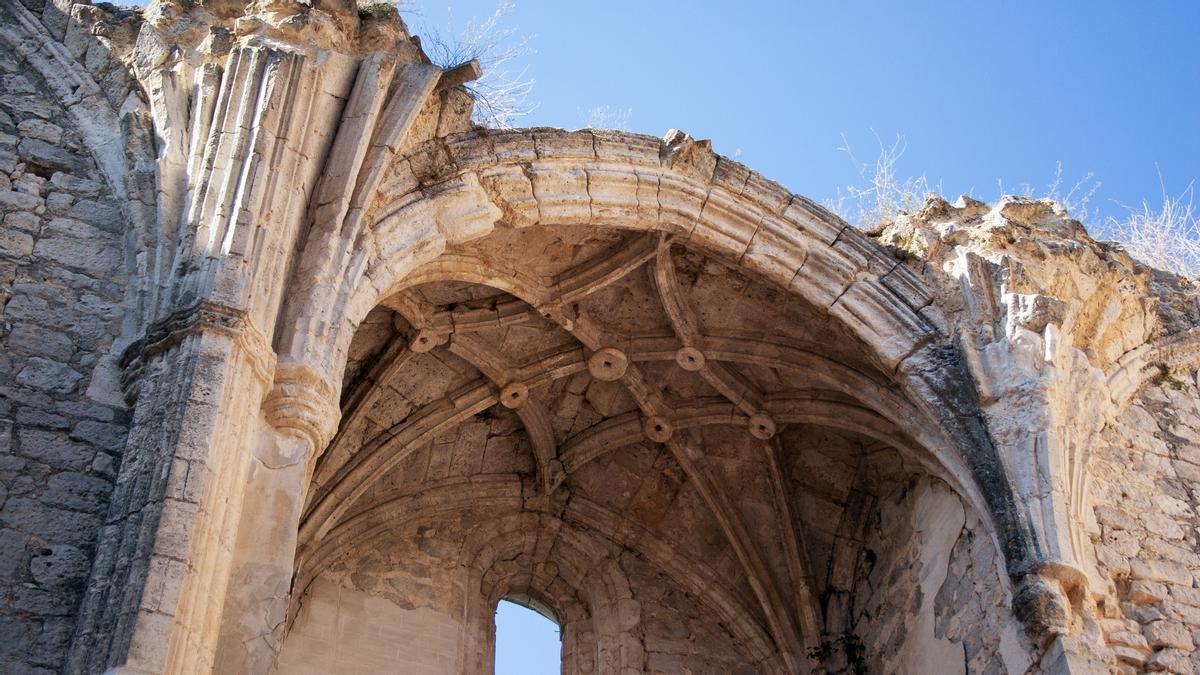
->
[1101,169,1199,278]
[583,106,633,131]
[412,1,537,128]
[827,131,937,231]
[828,133,1196,277]
[1041,161,1101,223]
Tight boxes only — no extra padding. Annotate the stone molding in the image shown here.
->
[1107,326,1200,407]
[263,362,341,452]
[118,299,276,402]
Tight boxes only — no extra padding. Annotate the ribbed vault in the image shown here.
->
[13,0,1187,669]
[284,219,1004,672]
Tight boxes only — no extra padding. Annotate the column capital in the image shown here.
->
[120,300,275,402]
[263,361,341,451]
[1012,559,1091,647]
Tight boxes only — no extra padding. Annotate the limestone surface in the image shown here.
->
[0,1,1197,674]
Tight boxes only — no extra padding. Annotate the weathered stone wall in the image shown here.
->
[0,34,132,674]
[282,531,761,675]
[847,474,1033,674]
[279,573,464,674]
[282,394,764,674]
[620,553,759,674]
[880,195,1200,674]
[2,0,1199,672]
[789,429,1036,673]
[1090,372,1200,673]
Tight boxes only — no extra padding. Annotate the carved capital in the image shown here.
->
[263,362,341,451]
[120,301,275,403]
[1012,561,1090,647]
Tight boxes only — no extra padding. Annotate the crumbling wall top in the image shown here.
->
[880,195,1199,369]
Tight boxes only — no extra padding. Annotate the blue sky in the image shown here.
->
[494,600,560,674]
[408,0,1200,227]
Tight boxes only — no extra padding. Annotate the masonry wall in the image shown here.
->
[796,434,1037,674]
[0,43,131,674]
[1090,368,1200,673]
[281,546,760,675]
[620,553,759,674]
[847,475,1034,674]
[278,577,463,675]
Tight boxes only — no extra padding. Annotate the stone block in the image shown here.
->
[1144,620,1194,650]
[741,215,808,286]
[69,420,127,452]
[42,472,112,512]
[17,137,82,175]
[2,210,40,232]
[2,498,101,544]
[14,428,91,471]
[0,188,42,211]
[1130,580,1169,605]
[0,527,31,578]
[1145,648,1194,673]
[12,587,75,616]
[0,228,34,257]
[16,119,63,145]
[6,324,75,361]
[29,544,89,589]
[15,357,82,395]
[1108,629,1150,649]
[65,199,122,234]
[32,217,121,276]
[15,407,69,430]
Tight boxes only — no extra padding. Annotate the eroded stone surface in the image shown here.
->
[0,1,1197,674]
[0,20,131,673]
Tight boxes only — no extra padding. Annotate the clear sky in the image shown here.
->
[494,600,560,674]
[406,0,1200,227]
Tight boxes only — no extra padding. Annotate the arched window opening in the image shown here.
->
[495,597,561,675]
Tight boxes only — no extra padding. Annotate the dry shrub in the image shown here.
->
[583,106,633,131]
[411,1,536,128]
[826,132,938,233]
[829,136,1197,278]
[1100,176,1199,278]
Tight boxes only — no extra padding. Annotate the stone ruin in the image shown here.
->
[0,0,1198,673]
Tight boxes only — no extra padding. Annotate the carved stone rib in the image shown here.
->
[653,240,766,417]
[448,333,561,493]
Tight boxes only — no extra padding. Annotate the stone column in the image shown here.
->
[213,365,339,674]
[64,21,376,670]
[66,302,277,674]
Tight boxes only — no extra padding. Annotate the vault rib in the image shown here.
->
[408,246,801,658]
[300,379,496,549]
[552,233,660,304]
[383,289,564,494]
[666,433,805,672]
[652,239,765,418]
[502,259,807,670]
[764,435,822,643]
[447,333,562,493]
[308,234,943,672]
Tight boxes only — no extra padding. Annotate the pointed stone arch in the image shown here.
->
[243,124,1060,675]
[273,126,1031,588]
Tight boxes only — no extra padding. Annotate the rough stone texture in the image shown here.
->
[0,20,131,673]
[879,195,1200,674]
[1089,376,1200,674]
[841,470,1033,674]
[0,1,1197,674]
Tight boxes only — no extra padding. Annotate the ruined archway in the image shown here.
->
[11,3,1191,674]
[255,124,1037,670]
